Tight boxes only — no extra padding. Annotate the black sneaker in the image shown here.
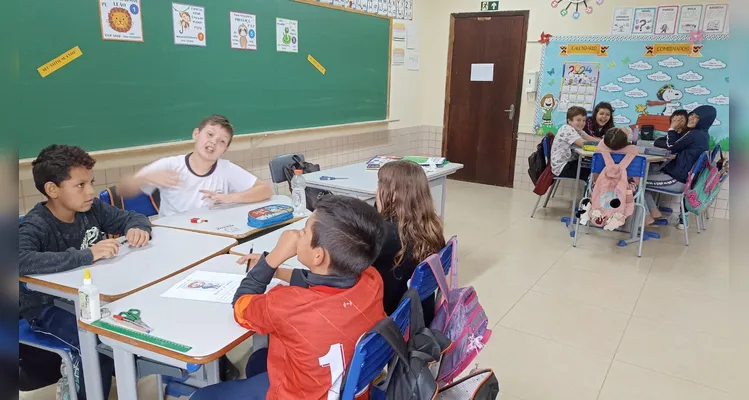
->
[677,215,686,230]
[219,355,239,381]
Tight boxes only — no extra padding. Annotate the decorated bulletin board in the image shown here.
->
[535,35,730,150]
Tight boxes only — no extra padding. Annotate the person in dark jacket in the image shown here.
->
[19,145,152,399]
[644,105,714,226]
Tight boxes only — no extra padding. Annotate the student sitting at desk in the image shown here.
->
[550,106,601,182]
[19,145,152,400]
[192,196,387,400]
[584,102,615,139]
[118,114,273,217]
[374,160,444,325]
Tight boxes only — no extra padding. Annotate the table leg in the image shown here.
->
[570,157,583,230]
[113,347,139,400]
[204,360,221,385]
[74,296,105,400]
[440,177,447,220]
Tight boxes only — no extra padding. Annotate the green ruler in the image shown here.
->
[92,320,192,353]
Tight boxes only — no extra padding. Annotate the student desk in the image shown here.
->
[303,162,464,219]
[20,227,237,400]
[230,217,310,270]
[79,254,289,400]
[151,195,298,239]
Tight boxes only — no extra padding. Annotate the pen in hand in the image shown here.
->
[245,245,254,273]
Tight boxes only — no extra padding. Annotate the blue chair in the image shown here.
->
[19,318,78,400]
[573,153,649,257]
[340,296,411,400]
[99,186,159,217]
[530,135,588,218]
[410,237,456,301]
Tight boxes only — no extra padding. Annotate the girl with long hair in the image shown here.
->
[585,102,615,138]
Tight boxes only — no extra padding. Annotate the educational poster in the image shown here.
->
[276,18,298,53]
[611,8,635,35]
[404,0,413,20]
[677,5,703,34]
[558,62,600,113]
[316,0,406,18]
[702,4,728,34]
[654,6,679,35]
[172,3,205,46]
[99,0,144,42]
[632,8,656,35]
[229,11,257,50]
[535,35,730,150]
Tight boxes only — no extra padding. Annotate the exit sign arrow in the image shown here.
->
[480,1,499,11]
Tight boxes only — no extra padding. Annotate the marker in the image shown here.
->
[191,218,208,224]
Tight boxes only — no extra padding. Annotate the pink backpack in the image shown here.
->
[427,237,491,384]
[579,152,636,231]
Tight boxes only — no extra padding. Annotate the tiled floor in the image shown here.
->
[21,181,746,399]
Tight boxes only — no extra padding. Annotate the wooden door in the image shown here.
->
[442,11,529,187]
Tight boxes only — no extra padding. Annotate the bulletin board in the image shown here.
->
[534,35,730,150]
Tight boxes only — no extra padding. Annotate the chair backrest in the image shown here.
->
[341,296,411,400]
[590,153,648,179]
[409,236,456,301]
[18,215,23,223]
[710,145,721,163]
[269,154,304,185]
[542,135,551,159]
[99,187,159,217]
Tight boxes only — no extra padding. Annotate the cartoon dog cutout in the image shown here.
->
[647,84,683,116]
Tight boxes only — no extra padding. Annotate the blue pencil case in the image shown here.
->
[247,205,294,228]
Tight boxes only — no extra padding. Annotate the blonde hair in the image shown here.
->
[377,161,445,267]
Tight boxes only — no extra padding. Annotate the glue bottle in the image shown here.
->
[79,269,101,323]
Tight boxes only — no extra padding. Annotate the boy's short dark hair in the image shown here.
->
[311,196,386,277]
[198,114,234,143]
[603,127,630,151]
[566,106,587,122]
[669,109,689,121]
[32,145,96,197]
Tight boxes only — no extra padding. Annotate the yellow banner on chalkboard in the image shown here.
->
[307,54,326,75]
[37,46,83,78]
[644,43,702,57]
[559,43,609,57]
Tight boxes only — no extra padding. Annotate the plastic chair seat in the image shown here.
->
[19,318,71,352]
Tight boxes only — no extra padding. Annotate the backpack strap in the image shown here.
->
[371,317,411,370]
[106,186,124,210]
[150,189,161,212]
[425,254,451,305]
[447,236,458,289]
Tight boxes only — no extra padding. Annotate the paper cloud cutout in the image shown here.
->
[647,71,672,82]
[613,114,631,124]
[707,95,729,105]
[600,83,623,92]
[677,70,704,82]
[609,99,629,109]
[624,88,648,98]
[712,119,721,126]
[617,74,641,84]
[685,85,711,96]
[629,60,653,71]
[684,102,702,112]
[699,58,727,70]
[658,57,684,68]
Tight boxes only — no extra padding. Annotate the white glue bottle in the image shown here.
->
[79,269,101,323]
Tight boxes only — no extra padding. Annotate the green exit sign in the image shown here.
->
[480,1,499,11]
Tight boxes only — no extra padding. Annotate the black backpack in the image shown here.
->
[527,136,548,185]
[282,155,332,212]
[372,289,451,400]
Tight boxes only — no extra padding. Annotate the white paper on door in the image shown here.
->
[470,63,494,82]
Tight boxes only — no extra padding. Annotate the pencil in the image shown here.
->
[246,245,254,273]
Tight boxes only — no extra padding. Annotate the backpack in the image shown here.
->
[684,152,728,215]
[527,137,547,185]
[282,155,332,211]
[371,289,451,400]
[427,239,492,384]
[105,185,160,216]
[579,152,636,231]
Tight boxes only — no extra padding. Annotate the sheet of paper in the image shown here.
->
[611,7,635,35]
[172,3,206,46]
[632,7,656,34]
[230,11,257,50]
[392,41,405,66]
[470,63,494,82]
[654,6,679,35]
[406,23,418,49]
[276,18,299,53]
[702,4,728,34]
[392,22,406,41]
[161,271,261,303]
[406,49,419,71]
[99,0,143,42]
[677,5,703,34]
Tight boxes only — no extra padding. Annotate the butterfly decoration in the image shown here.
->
[546,68,556,76]
[608,60,616,68]
[539,31,553,44]
[548,79,555,87]
[690,29,705,44]
[622,56,631,64]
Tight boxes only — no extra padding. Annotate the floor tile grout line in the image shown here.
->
[613,359,732,394]
[493,324,618,360]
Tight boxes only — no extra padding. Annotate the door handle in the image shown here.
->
[504,104,515,120]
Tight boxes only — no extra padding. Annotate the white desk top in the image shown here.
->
[574,147,668,163]
[304,162,464,195]
[230,218,309,270]
[81,254,279,364]
[151,195,294,239]
[21,227,237,302]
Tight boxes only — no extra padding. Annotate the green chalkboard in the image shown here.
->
[16,0,390,159]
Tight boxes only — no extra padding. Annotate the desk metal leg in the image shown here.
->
[570,157,583,231]
[113,347,139,400]
[204,360,221,385]
[75,297,105,400]
[440,177,447,220]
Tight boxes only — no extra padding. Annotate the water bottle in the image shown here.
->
[291,170,308,217]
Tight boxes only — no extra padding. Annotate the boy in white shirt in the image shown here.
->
[549,106,601,181]
[119,114,273,217]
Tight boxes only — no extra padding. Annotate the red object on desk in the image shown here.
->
[190,218,208,224]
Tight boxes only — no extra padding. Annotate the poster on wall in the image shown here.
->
[276,18,298,53]
[677,5,703,34]
[702,4,728,34]
[654,6,679,35]
[172,3,206,46]
[611,8,635,35]
[99,0,144,42]
[535,35,730,150]
[229,12,257,50]
[632,8,656,35]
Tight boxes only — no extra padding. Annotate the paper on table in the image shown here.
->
[161,271,245,303]
[470,63,494,82]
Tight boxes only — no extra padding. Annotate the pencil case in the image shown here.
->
[247,205,294,228]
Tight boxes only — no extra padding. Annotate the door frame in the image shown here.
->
[441,11,530,187]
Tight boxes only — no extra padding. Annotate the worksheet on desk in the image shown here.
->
[161,271,284,303]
